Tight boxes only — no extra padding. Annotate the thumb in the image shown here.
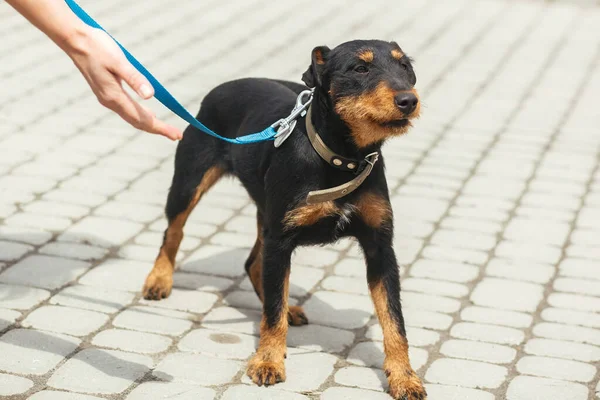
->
[118,61,154,99]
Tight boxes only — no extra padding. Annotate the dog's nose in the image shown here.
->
[395,93,418,115]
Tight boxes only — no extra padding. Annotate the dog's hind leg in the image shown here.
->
[244,212,308,326]
[143,165,225,300]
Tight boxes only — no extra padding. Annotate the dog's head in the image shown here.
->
[302,40,419,148]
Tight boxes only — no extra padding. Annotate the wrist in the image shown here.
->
[57,24,91,56]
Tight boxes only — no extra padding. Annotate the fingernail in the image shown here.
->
[140,84,153,98]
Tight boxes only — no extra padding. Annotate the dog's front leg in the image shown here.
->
[358,233,427,400]
[246,235,292,386]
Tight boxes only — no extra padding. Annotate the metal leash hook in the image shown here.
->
[273,89,314,148]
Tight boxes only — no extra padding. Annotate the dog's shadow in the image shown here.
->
[180,246,386,386]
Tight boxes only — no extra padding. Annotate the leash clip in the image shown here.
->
[273,89,314,148]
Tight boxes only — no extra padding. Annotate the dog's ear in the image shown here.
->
[302,46,330,88]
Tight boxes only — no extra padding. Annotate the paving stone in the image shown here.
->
[365,325,441,347]
[24,200,89,219]
[202,306,261,336]
[404,308,454,330]
[287,324,355,353]
[506,376,588,400]
[139,289,218,314]
[79,258,152,292]
[0,372,33,396]
[402,278,469,298]
[548,292,600,312]
[495,241,562,264]
[440,339,516,364]
[0,329,80,375]
[524,338,600,362]
[29,391,104,400]
[48,348,153,394]
[320,387,390,400]
[410,259,479,283]
[0,240,33,262]
[303,291,374,329]
[182,245,249,278]
[431,229,497,251]
[403,292,461,314]
[113,306,194,336]
[0,225,53,246]
[334,366,386,392]
[560,258,600,280]
[94,201,163,223]
[50,284,135,313]
[39,242,109,261]
[5,213,72,231]
[541,308,600,329]
[421,245,488,266]
[566,244,600,261]
[424,384,494,400]
[292,246,340,268]
[172,273,233,295]
[334,257,365,278]
[425,358,507,389]
[223,290,264,310]
[470,278,544,312]
[58,216,143,248]
[533,323,600,346]
[92,329,172,354]
[321,276,368,295]
[504,218,571,246]
[461,306,533,328]
[486,258,555,284]
[346,341,428,371]
[43,189,107,208]
[127,382,215,400]
[22,305,109,336]
[441,217,502,235]
[153,352,240,385]
[0,308,20,330]
[0,255,90,289]
[516,356,596,383]
[451,322,524,345]
[391,196,448,222]
[178,329,257,359]
[0,283,50,310]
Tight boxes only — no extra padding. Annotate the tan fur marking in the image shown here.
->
[143,167,224,299]
[314,48,325,65]
[356,193,392,228]
[391,49,404,60]
[335,85,421,148]
[370,281,426,399]
[284,201,339,229]
[358,50,374,63]
[247,270,290,385]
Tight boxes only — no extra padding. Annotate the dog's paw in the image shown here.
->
[287,306,309,326]
[142,273,173,300]
[247,355,286,386]
[386,367,427,400]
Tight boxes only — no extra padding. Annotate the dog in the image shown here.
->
[142,39,425,399]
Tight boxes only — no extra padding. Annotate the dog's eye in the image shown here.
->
[401,63,409,71]
[354,65,369,74]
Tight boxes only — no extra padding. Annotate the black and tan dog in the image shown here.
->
[142,40,425,399]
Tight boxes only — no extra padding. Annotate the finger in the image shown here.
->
[118,61,154,100]
[104,90,182,140]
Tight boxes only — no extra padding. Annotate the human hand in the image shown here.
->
[66,27,182,140]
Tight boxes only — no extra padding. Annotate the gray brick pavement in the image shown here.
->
[0,0,599,398]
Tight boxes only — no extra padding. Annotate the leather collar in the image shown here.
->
[304,105,379,204]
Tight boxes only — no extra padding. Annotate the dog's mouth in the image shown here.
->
[380,118,411,128]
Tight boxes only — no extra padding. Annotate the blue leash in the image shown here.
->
[64,0,279,144]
